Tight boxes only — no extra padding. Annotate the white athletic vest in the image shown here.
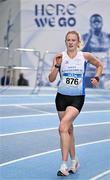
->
[57,51,87,96]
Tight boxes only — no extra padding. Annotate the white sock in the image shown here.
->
[72,156,78,161]
[60,161,68,170]
[71,157,78,165]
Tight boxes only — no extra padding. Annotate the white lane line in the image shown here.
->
[0,101,110,107]
[0,94,56,97]
[0,102,54,107]
[0,121,110,137]
[0,92,109,97]
[90,169,110,180]
[16,105,51,114]
[0,112,57,119]
[0,138,110,167]
[0,127,57,137]
[0,110,110,119]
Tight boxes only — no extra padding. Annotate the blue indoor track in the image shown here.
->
[0,87,110,180]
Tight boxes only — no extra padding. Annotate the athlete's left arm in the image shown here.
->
[83,52,103,86]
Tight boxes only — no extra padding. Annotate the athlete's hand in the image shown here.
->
[55,54,62,65]
[91,78,99,87]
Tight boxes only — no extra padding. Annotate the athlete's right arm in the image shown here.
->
[48,54,62,82]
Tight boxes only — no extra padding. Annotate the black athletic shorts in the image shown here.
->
[55,92,85,112]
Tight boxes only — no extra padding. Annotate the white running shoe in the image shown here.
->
[57,164,69,176]
[69,160,80,174]
[57,168,69,176]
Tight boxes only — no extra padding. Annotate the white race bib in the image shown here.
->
[62,73,82,87]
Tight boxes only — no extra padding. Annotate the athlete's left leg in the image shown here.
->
[59,106,79,161]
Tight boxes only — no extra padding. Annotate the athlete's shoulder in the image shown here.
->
[78,50,83,55]
[79,51,90,61]
[83,52,94,60]
[78,50,86,57]
[62,51,68,59]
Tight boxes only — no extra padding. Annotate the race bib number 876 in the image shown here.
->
[62,73,82,87]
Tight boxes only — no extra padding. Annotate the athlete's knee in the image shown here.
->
[59,122,69,134]
[68,125,73,135]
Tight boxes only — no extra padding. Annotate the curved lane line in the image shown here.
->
[0,121,110,137]
[0,138,110,167]
[90,169,110,180]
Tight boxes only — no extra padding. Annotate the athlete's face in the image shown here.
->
[65,33,79,51]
